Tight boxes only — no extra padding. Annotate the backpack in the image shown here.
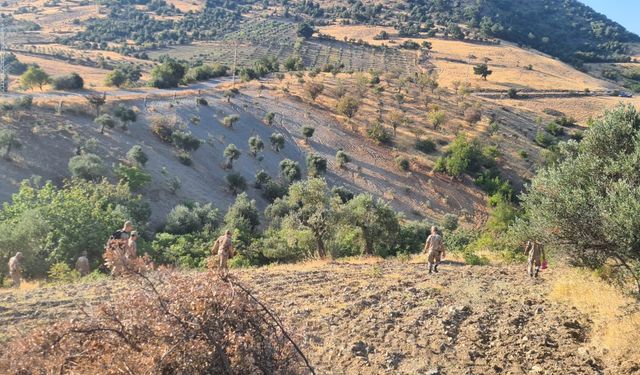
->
[110,230,124,241]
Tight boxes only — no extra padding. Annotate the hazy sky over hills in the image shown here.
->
[580,0,640,36]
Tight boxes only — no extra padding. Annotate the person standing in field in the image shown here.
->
[524,240,546,278]
[76,251,90,276]
[211,230,235,277]
[424,226,446,274]
[8,252,24,288]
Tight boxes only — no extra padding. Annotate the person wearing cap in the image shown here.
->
[423,226,446,274]
[76,251,90,276]
[8,252,24,288]
[211,230,236,276]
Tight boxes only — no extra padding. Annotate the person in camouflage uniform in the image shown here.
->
[524,240,546,278]
[76,251,90,277]
[8,252,24,288]
[211,230,235,276]
[424,226,446,274]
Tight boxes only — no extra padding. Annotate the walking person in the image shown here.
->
[8,252,24,288]
[424,226,446,274]
[211,230,235,277]
[525,240,546,278]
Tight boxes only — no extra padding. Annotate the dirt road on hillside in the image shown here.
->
[2,259,631,374]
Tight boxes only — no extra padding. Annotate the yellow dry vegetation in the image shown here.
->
[10,52,113,89]
[550,269,640,364]
[318,25,617,91]
[166,0,205,12]
[488,96,640,124]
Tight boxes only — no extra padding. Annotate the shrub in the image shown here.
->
[507,88,518,98]
[396,156,410,171]
[47,262,80,283]
[262,181,288,202]
[270,133,285,152]
[149,59,186,88]
[306,154,327,177]
[222,114,240,129]
[0,271,310,373]
[150,116,178,143]
[301,126,315,142]
[367,122,391,144]
[171,131,201,152]
[113,104,137,130]
[254,170,271,188]
[126,145,148,167]
[0,129,21,159]
[535,130,557,148]
[115,165,151,191]
[518,150,529,159]
[280,159,301,183]
[164,202,219,235]
[68,153,106,180]
[196,97,208,106]
[52,73,84,90]
[336,95,359,120]
[176,151,193,166]
[332,186,355,203]
[248,135,264,157]
[94,114,115,134]
[415,138,436,154]
[336,150,350,168]
[442,214,459,232]
[545,121,565,136]
[104,69,128,87]
[264,112,275,125]
[556,116,577,127]
[433,135,487,177]
[223,144,241,169]
[226,172,247,195]
[464,107,482,125]
[305,82,324,101]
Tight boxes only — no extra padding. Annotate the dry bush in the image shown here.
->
[464,107,482,125]
[150,115,183,143]
[1,246,314,374]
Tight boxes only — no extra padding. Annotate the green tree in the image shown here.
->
[105,69,128,88]
[270,132,285,152]
[306,154,327,177]
[0,129,21,159]
[297,22,315,39]
[149,59,186,89]
[428,109,446,130]
[85,93,106,118]
[223,144,241,169]
[126,145,148,167]
[226,172,247,195]
[0,180,149,276]
[264,112,275,126]
[301,126,315,143]
[336,95,359,121]
[20,66,50,91]
[164,202,219,236]
[115,165,151,191]
[113,104,137,130]
[305,81,324,101]
[224,193,260,248]
[473,63,493,80]
[511,105,640,293]
[248,135,264,157]
[68,153,107,181]
[95,114,116,134]
[254,169,271,189]
[336,150,349,168]
[285,178,333,258]
[280,159,301,183]
[340,194,400,256]
[222,114,240,129]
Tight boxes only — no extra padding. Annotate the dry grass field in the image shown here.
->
[319,25,618,92]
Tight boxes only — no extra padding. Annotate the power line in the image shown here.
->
[0,24,7,94]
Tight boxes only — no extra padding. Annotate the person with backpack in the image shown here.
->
[525,240,546,278]
[211,230,235,277]
[109,221,133,242]
[424,226,446,274]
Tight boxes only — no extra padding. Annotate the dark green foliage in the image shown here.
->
[94,114,116,134]
[262,181,288,203]
[511,105,640,292]
[183,63,227,83]
[301,126,315,142]
[0,180,150,277]
[0,129,21,159]
[224,192,260,250]
[113,104,137,129]
[367,122,391,144]
[52,73,84,90]
[433,135,491,178]
[306,154,327,177]
[341,194,400,256]
[149,59,186,88]
[395,221,432,254]
[336,95,359,119]
[545,121,565,136]
[283,56,304,71]
[535,130,557,148]
[332,186,354,203]
[396,156,409,171]
[415,138,436,154]
[254,169,271,189]
[68,153,106,181]
[176,151,193,166]
[442,214,459,232]
[171,131,201,152]
[115,165,151,191]
[270,132,285,152]
[280,159,301,183]
[225,172,247,195]
[297,22,315,39]
[223,144,241,169]
[507,88,518,98]
[264,112,275,125]
[473,64,492,80]
[335,150,350,168]
[248,136,264,157]
[399,40,420,50]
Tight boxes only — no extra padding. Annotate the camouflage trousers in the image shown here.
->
[427,250,442,265]
[10,270,21,288]
[528,256,542,276]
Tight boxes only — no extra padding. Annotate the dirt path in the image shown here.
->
[0,260,614,374]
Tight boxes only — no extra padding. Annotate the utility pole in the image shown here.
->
[0,25,7,94]
[232,41,237,88]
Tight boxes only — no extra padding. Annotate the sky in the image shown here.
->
[580,0,640,36]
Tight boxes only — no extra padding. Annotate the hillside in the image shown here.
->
[2,259,639,374]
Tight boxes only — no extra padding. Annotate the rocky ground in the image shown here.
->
[0,259,628,374]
